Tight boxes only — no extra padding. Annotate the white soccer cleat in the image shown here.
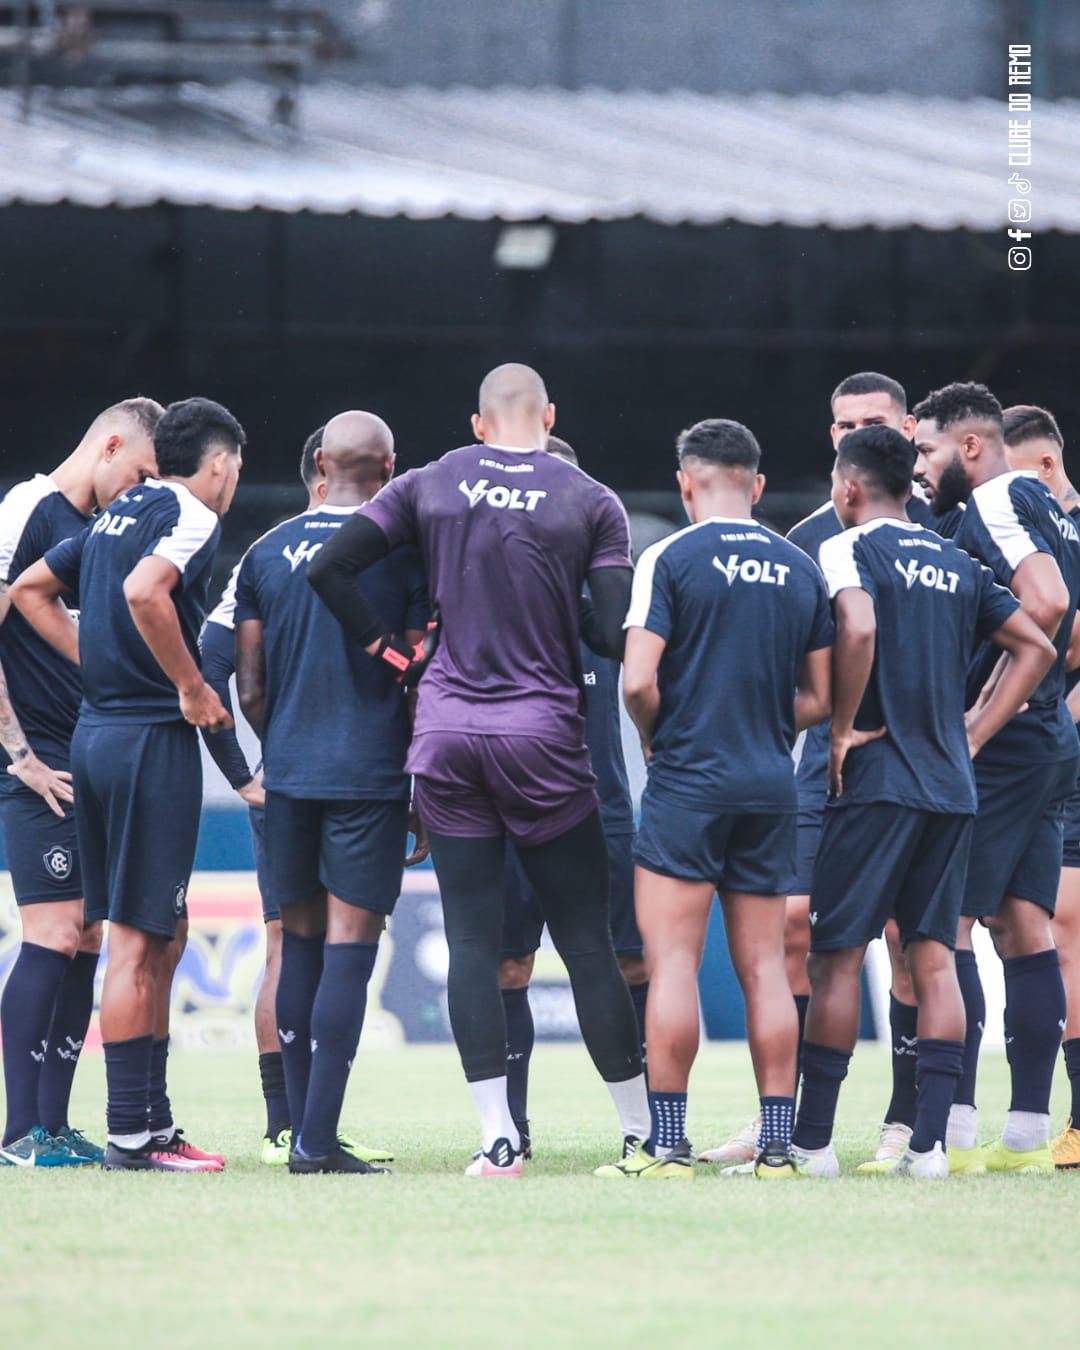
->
[464,1137,522,1178]
[791,1143,840,1178]
[697,1115,760,1164]
[855,1120,913,1173]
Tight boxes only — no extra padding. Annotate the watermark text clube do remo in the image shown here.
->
[1006,45,1033,271]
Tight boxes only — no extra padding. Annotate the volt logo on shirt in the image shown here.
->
[1055,512,1080,543]
[712,554,790,586]
[282,540,323,572]
[458,479,547,511]
[893,558,959,593]
[90,511,137,538]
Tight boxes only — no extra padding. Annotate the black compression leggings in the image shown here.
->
[428,811,643,1085]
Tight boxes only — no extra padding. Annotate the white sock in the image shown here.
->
[1002,1109,1049,1152]
[605,1073,650,1141]
[793,1141,833,1157]
[946,1104,977,1150]
[109,1130,151,1150]
[468,1076,521,1153]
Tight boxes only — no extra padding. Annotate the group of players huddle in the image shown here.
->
[0,362,1077,1182]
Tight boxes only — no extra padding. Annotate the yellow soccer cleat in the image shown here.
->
[981,1138,1054,1175]
[338,1133,395,1165]
[260,1127,292,1166]
[946,1143,987,1175]
[594,1140,694,1179]
[1050,1118,1080,1170]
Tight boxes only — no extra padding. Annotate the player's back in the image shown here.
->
[46,479,219,724]
[627,517,832,811]
[956,470,1080,762]
[0,475,84,762]
[234,506,427,799]
[364,445,631,741]
[818,519,1017,813]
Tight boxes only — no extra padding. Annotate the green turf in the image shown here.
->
[2,1042,1078,1348]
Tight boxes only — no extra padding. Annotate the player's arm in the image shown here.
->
[123,556,232,732]
[622,627,665,756]
[200,618,263,805]
[9,557,80,665]
[235,617,267,739]
[1010,552,1070,641]
[580,566,633,660]
[794,646,831,733]
[828,589,886,798]
[1066,612,1080,673]
[967,609,1056,756]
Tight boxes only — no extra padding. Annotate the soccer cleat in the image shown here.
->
[512,1119,532,1162]
[151,1129,225,1169]
[289,1144,391,1175]
[946,1143,987,1175]
[982,1138,1054,1175]
[102,1141,223,1172]
[697,1115,760,1164]
[855,1120,913,1173]
[593,1139,694,1179]
[621,1134,642,1161]
[464,1137,522,1178]
[1050,1118,1080,1170]
[788,1143,840,1178]
[753,1139,802,1180]
[51,1126,105,1165]
[261,1127,292,1166]
[0,1126,77,1168]
[861,1142,949,1179]
[338,1132,395,1165]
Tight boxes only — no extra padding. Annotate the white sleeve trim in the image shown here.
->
[152,483,219,575]
[205,562,241,630]
[623,526,696,629]
[971,473,1039,572]
[0,475,56,584]
[816,529,863,598]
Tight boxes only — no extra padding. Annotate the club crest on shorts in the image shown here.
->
[174,881,187,914]
[43,845,72,880]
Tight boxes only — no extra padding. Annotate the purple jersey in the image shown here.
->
[362,445,632,742]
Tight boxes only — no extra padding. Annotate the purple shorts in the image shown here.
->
[408,731,598,846]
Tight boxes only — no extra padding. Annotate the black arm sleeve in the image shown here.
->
[580,566,633,661]
[198,621,255,791]
[307,512,392,647]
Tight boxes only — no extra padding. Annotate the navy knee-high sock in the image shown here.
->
[103,1034,154,1143]
[910,1038,964,1153]
[501,987,534,1127]
[276,930,325,1136]
[259,1051,290,1138]
[147,1036,174,1137]
[793,1042,851,1151]
[1,942,71,1144]
[37,950,98,1135]
[884,994,918,1127]
[954,950,985,1109]
[1063,1039,1080,1124]
[1004,949,1066,1115]
[299,941,378,1157]
[630,981,649,1072]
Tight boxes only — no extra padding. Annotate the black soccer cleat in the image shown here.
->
[288,1144,391,1175]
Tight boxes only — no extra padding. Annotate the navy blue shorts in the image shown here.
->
[0,785,81,906]
[634,792,795,896]
[964,753,1078,918]
[248,803,278,922]
[262,791,408,915]
[501,829,642,960]
[73,719,200,939]
[790,815,823,896]
[1062,774,1080,869]
[810,803,973,951]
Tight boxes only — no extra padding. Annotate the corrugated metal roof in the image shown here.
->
[0,82,1076,229]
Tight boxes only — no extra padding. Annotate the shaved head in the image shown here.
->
[90,396,164,441]
[477,364,549,423]
[318,410,395,500]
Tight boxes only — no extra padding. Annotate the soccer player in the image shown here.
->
[0,398,161,1167]
[914,381,1080,1173]
[702,370,942,1168]
[790,425,1052,1178]
[200,427,323,1165]
[610,418,833,1180]
[496,436,646,1158]
[1002,404,1080,1167]
[309,363,650,1176]
[235,410,429,1175]
[12,397,245,1172]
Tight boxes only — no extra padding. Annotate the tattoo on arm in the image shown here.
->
[0,662,29,760]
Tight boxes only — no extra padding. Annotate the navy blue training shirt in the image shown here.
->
[233,505,429,800]
[0,475,86,773]
[818,517,1018,813]
[581,642,634,836]
[787,488,964,816]
[954,471,1080,765]
[625,516,834,812]
[45,479,221,724]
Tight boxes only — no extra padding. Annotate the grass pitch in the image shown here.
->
[2,1041,1078,1349]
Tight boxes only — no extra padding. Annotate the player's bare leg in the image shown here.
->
[873,918,919,1161]
[1051,867,1080,1164]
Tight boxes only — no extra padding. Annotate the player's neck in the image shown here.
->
[480,426,544,451]
[49,452,96,517]
[967,448,1011,490]
[850,500,907,527]
[686,488,755,523]
[323,484,379,508]
[1052,472,1078,510]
